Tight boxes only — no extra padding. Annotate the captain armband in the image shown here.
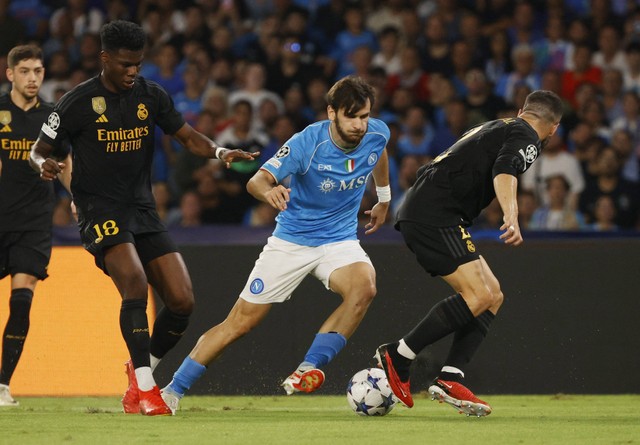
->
[376,185,391,203]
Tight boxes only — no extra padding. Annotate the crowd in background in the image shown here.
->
[2,0,640,232]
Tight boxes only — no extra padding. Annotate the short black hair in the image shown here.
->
[7,45,43,68]
[326,76,375,117]
[100,20,146,52]
[522,90,564,123]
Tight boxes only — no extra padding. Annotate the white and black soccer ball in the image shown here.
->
[346,368,396,416]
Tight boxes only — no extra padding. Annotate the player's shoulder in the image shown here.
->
[134,76,169,98]
[367,117,390,137]
[55,76,101,112]
[294,120,330,144]
[0,93,10,107]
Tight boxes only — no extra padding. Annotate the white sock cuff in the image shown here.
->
[150,354,161,372]
[441,366,464,377]
[134,366,156,391]
[398,339,417,360]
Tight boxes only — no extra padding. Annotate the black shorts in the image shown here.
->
[0,231,52,280]
[397,221,480,277]
[77,206,178,275]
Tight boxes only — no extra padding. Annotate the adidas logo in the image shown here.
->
[95,114,108,123]
[0,125,11,132]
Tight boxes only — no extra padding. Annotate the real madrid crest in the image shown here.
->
[0,111,12,126]
[137,103,148,120]
[92,96,107,115]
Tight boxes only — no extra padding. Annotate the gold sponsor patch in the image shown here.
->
[0,111,12,126]
[92,96,107,115]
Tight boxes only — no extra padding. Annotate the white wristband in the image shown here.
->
[215,146,226,160]
[376,185,391,203]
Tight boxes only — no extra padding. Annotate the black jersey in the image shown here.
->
[397,117,542,227]
[38,75,185,211]
[0,94,61,232]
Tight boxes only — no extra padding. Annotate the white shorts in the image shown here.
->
[239,236,374,304]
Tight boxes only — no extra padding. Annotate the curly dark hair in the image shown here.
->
[100,20,146,53]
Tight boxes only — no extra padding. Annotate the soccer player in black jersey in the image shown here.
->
[0,45,71,407]
[376,90,564,416]
[30,21,257,416]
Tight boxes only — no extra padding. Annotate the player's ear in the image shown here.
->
[6,68,13,83]
[99,50,109,65]
[327,105,336,121]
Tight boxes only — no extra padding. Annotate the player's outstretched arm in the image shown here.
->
[494,173,523,246]
[30,138,67,184]
[173,123,259,168]
[364,149,391,235]
[247,169,291,211]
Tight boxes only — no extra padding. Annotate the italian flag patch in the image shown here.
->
[345,159,355,172]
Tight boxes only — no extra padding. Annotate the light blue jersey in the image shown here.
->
[261,118,389,246]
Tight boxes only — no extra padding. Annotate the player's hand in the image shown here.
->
[499,219,523,246]
[40,158,65,181]
[264,185,291,211]
[218,147,260,168]
[364,201,389,235]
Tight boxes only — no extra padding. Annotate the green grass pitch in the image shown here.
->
[0,393,638,445]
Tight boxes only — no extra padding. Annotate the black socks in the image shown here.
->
[120,299,150,369]
[0,288,33,385]
[150,307,190,360]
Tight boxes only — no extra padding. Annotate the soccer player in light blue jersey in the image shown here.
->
[161,76,392,413]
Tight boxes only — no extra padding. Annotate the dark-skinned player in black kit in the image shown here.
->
[375,90,564,416]
[30,20,258,416]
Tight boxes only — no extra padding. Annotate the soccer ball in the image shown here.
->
[346,368,396,416]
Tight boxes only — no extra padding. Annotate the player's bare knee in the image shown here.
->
[165,293,195,315]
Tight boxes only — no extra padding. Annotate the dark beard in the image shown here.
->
[334,118,365,148]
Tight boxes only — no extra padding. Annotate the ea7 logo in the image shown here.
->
[318,164,332,171]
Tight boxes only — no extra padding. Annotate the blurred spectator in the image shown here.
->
[173,62,208,126]
[312,0,346,48]
[561,43,602,108]
[366,0,404,34]
[8,0,51,43]
[201,86,233,133]
[564,18,591,71]
[611,91,640,146]
[431,100,469,155]
[588,195,619,231]
[397,105,436,160]
[391,154,423,216]
[579,146,639,228]
[243,202,278,227]
[517,188,537,230]
[474,198,504,229]
[600,68,625,124]
[464,68,507,125]
[609,128,640,183]
[511,82,533,110]
[141,42,184,96]
[529,175,586,230]
[265,34,316,97]
[532,15,570,73]
[301,76,330,123]
[593,24,627,73]
[50,0,104,40]
[166,190,203,228]
[371,26,402,76]
[623,41,640,93]
[506,1,544,47]
[577,96,612,142]
[75,32,101,75]
[427,74,457,128]
[494,44,540,104]
[330,5,378,80]
[39,51,72,103]
[458,10,488,67]
[229,62,284,125]
[521,127,585,210]
[152,182,173,223]
[418,14,453,76]
[484,31,512,87]
[449,40,474,97]
[261,114,297,161]
[0,0,26,56]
